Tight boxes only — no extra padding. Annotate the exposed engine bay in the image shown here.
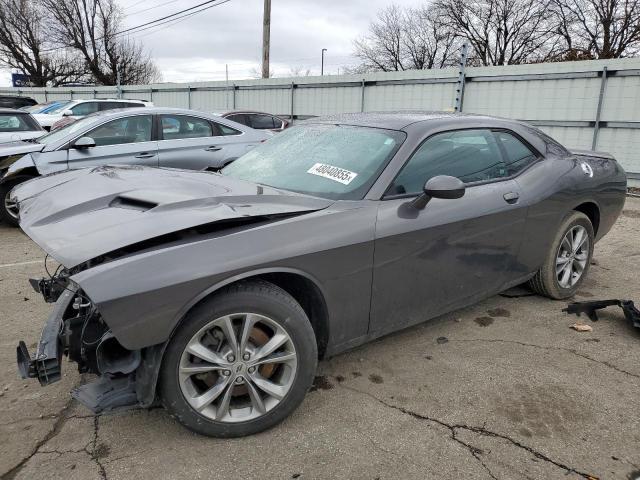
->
[17,265,143,413]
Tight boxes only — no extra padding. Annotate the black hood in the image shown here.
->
[13,165,333,267]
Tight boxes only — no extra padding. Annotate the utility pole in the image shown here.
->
[321,48,327,76]
[454,42,469,112]
[262,0,271,79]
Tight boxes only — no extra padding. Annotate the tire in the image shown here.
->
[160,280,318,437]
[528,211,594,299]
[0,178,27,227]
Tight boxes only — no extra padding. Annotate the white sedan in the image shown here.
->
[0,109,45,144]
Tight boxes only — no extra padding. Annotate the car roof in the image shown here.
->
[89,107,225,119]
[70,98,149,104]
[0,108,29,114]
[308,111,523,130]
[219,110,282,116]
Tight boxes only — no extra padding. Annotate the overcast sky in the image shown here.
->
[0,0,423,87]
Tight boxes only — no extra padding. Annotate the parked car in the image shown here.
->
[13,112,626,437]
[0,107,270,225]
[0,109,45,144]
[19,101,70,114]
[214,110,289,132]
[32,98,153,131]
[0,95,37,109]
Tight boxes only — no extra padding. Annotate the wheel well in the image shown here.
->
[181,273,330,359]
[2,169,38,185]
[256,273,329,359]
[574,202,600,235]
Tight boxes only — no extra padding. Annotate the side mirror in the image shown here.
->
[410,175,465,210]
[73,136,96,149]
[62,109,74,117]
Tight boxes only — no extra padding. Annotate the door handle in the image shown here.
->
[205,146,222,152]
[134,152,155,159]
[503,192,520,204]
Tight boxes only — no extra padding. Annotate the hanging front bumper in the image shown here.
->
[16,288,76,386]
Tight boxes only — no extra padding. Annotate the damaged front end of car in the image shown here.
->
[12,165,334,415]
[18,269,145,413]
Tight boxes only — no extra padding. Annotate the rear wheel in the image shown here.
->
[0,178,26,227]
[528,211,594,299]
[160,280,317,437]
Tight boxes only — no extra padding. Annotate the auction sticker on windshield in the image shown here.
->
[307,163,358,185]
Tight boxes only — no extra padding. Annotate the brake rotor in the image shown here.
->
[231,325,276,397]
[195,325,279,396]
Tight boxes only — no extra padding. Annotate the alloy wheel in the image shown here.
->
[178,313,297,423]
[555,225,590,289]
[4,191,18,220]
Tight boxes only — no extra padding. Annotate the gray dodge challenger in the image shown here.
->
[14,112,626,437]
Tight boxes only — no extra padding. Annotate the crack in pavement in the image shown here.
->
[90,416,108,480]
[457,338,640,380]
[1,399,110,480]
[339,384,598,480]
[2,397,76,480]
[450,429,499,480]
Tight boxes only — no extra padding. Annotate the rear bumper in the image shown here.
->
[16,287,76,385]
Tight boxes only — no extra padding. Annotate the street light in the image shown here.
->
[321,48,327,76]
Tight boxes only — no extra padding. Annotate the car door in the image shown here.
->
[157,114,249,170]
[66,114,158,169]
[369,128,535,335]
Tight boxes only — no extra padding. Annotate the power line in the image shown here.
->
[125,0,232,39]
[123,0,149,11]
[131,7,208,38]
[125,0,180,18]
[116,0,227,37]
[38,0,231,52]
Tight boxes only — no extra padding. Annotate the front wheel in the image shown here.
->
[160,280,317,437]
[0,178,26,227]
[528,211,594,299]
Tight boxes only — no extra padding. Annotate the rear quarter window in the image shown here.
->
[494,131,538,175]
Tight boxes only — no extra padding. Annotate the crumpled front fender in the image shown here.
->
[1,154,38,182]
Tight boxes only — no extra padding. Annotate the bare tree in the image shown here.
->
[353,5,406,71]
[42,0,160,85]
[0,0,80,86]
[353,4,461,72]
[551,0,640,59]
[250,66,275,78]
[288,66,312,77]
[404,5,461,69]
[433,0,562,66]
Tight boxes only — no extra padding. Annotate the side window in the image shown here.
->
[494,131,537,175]
[86,115,152,146]
[388,129,506,196]
[216,123,242,136]
[225,114,249,126]
[99,102,139,111]
[160,115,213,140]
[0,114,33,131]
[70,102,99,116]
[250,114,276,130]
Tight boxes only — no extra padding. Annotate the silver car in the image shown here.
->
[0,108,45,144]
[0,107,271,225]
